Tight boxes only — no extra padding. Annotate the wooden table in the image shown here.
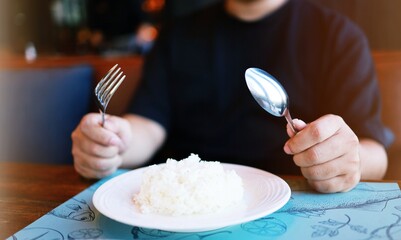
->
[0,161,96,239]
[2,162,398,239]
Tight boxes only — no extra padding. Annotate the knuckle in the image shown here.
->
[104,135,116,146]
[71,128,83,142]
[86,157,104,171]
[311,166,329,180]
[294,148,321,168]
[305,147,321,164]
[71,147,79,157]
[332,114,344,123]
[87,143,100,155]
[342,175,360,192]
[301,166,315,179]
[347,171,360,183]
[326,114,344,125]
[300,167,310,178]
[70,130,77,140]
[301,166,324,180]
[292,154,302,167]
[350,135,359,147]
[286,141,296,154]
[286,139,301,155]
[309,123,324,142]
[81,114,92,127]
[93,160,107,171]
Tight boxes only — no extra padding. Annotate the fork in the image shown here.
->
[94,64,126,126]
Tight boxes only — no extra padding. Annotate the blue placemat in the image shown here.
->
[8,170,401,240]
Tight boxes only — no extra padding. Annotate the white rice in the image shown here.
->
[133,153,244,216]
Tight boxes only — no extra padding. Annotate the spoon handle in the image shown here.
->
[284,110,297,134]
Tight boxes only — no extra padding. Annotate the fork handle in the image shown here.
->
[100,110,105,127]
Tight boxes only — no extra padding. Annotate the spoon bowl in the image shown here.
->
[245,67,297,133]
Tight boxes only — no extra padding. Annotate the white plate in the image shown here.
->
[93,163,291,232]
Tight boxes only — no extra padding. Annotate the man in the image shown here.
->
[71,0,393,193]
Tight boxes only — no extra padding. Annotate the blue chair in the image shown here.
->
[0,65,93,164]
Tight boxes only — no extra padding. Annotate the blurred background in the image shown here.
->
[0,0,221,57]
[0,0,401,58]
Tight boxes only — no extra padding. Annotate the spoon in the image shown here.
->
[245,67,297,134]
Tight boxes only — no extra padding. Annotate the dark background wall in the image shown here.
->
[0,0,80,54]
[1,0,400,55]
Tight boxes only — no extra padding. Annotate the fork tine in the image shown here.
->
[103,75,126,106]
[98,67,122,97]
[95,64,119,93]
[95,63,125,126]
[101,71,123,99]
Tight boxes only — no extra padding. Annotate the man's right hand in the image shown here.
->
[71,113,133,179]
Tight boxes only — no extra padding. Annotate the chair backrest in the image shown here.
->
[0,55,144,116]
[0,65,93,164]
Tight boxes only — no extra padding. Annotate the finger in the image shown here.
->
[102,115,132,152]
[74,160,117,179]
[286,119,307,137]
[292,133,347,167]
[72,129,119,158]
[307,173,360,193]
[300,159,340,181]
[79,114,123,147]
[74,149,122,172]
[75,137,119,158]
[293,118,307,130]
[285,115,343,154]
[300,152,359,180]
[73,155,121,179]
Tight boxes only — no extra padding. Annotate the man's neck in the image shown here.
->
[225,0,288,22]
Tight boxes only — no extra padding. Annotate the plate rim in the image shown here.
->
[93,163,291,232]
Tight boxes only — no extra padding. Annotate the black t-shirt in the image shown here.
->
[129,0,393,175]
